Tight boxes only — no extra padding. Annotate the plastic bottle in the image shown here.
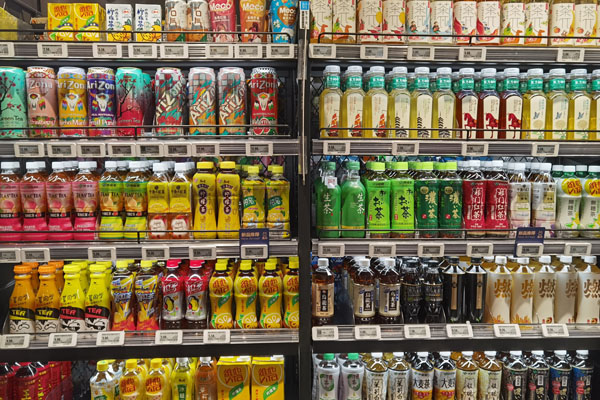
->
[522,68,547,139]
[544,68,569,140]
[554,255,577,323]
[555,165,583,237]
[378,258,402,324]
[21,161,48,241]
[312,258,335,326]
[283,258,300,328]
[192,161,216,239]
[169,163,192,239]
[46,161,73,240]
[183,260,208,329]
[422,262,445,323]
[431,67,455,138]
[456,68,478,139]
[387,67,411,138]
[59,265,85,332]
[570,350,593,400]
[533,255,556,323]
[90,360,116,400]
[15,362,39,400]
[508,162,532,236]
[531,162,557,235]
[477,68,500,139]
[99,161,124,240]
[364,66,388,138]
[575,255,600,324]
[124,161,149,240]
[195,357,217,399]
[464,257,487,322]
[34,265,60,334]
[135,260,160,331]
[320,65,342,138]
[0,161,22,241]
[478,351,501,400]
[171,358,193,400]
[161,262,184,330]
[527,350,549,400]
[233,260,258,329]
[499,67,523,139]
[85,265,111,332]
[456,351,478,400]
[215,161,240,239]
[145,358,170,399]
[9,264,36,334]
[338,353,363,400]
[462,160,486,238]
[241,165,266,230]
[119,359,145,399]
[364,162,391,238]
[568,69,592,140]
[438,161,463,239]
[414,161,439,238]
[402,259,423,324]
[441,257,465,323]
[265,165,290,239]
[364,352,388,400]
[352,258,375,324]
[340,161,366,238]
[433,351,456,400]
[549,350,571,400]
[410,67,433,138]
[147,162,170,240]
[208,262,233,329]
[340,66,365,138]
[501,351,528,400]
[484,255,512,323]
[579,166,600,237]
[510,257,534,323]
[388,161,414,239]
[259,260,282,328]
[316,161,341,238]
[71,161,98,240]
[411,352,434,400]
[110,260,136,331]
[386,352,410,400]
[316,353,339,400]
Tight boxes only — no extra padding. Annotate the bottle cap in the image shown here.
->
[576,165,587,172]
[289,257,299,269]
[35,161,46,170]
[371,162,385,171]
[552,165,563,172]
[564,165,575,173]
[51,161,64,170]
[571,68,587,76]
[459,67,475,75]
[584,255,597,264]
[589,166,600,173]
[140,260,154,269]
[196,161,214,170]
[517,258,529,265]
[504,67,519,76]
[97,360,109,372]
[495,256,507,264]
[416,352,429,358]
[470,257,482,264]
[174,163,187,172]
[1,161,19,170]
[576,350,589,356]
[530,162,540,172]
[125,359,137,369]
[555,350,567,356]
[129,161,144,170]
[491,160,503,169]
[481,68,496,77]
[325,65,340,74]
[538,256,551,264]
[25,161,37,170]
[462,351,473,357]
[346,161,360,171]
[323,353,335,361]
[415,67,429,74]
[150,359,162,369]
[105,161,117,169]
[439,351,451,357]
[347,353,360,361]
[560,255,573,264]
[383,258,395,268]
[220,161,235,169]
[318,258,329,268]
[437,67,451,74]
[358,259,370,268]
[265,260,277,271]
[392,66,407,74]
[514,162,525,171]
[371,352,383,358]
[39,266,55,275]
[370,66,385,75]
[510,351,522,356]
[153,163,168,172]
[484,351,497,357]
[79,161,97,170]
[117,160,129,169]
[539,163,551,172]
[13,265,31,274]
[549,68,566,76]
[420,161,433,171]
[200,357,212,363]
[63,265,80,275]
[531,350,544,356]
[527,68,544,76]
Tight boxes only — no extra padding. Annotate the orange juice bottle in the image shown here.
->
[169,163,192,240]
[9,265,36,334]
[283,258,299,328]
[193,162,217,239]
[259,260,282,328]
[209,262,234,329]
[35,265,60,333]
[147,162,170,240]
[234,260,258,329]
[216,161,240,239]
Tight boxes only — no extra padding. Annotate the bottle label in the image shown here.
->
[571,366,593,400]
[549,95,568,140]
[525,2,549,45]
[365,370,387,400]
[341,188,366,231]
[436,94,455,138]
[341,370,363,400]
[439,180,463,234]
[35,305,59,333]
[456,369,478,399]
[430,1,453,43]
[411,369,434,400]
[509,182,531,230]
[321,91,340,137]
[367,180,391,232]
[572,96,591,140]
[319,187,340,231]
[482,96,500,139]
[525,94,546,139]
[283,273,299,328]
[0,182,20,218]
[391,178,415,231]
[502,368,527,400]
[486,180,509,230]
[59,306,86,332]
[476,1,500,43]
[9,307,35,334]
[345,92,364,138]
[99,180,123,213]
[161,275,184,322]
[21,182,46,218]
[147,182,169,213]
[388,369,410,400]
[549,367,570,400]
[550,3,574,45]
[460,95,478,139]
[463,180,486,230]
[402,282,422,318]
[353,284,375,317]
[45,181,71,217]
[532,182,556,230]
[393,94,410,138]
[574,4,596,45]
[312,282,334,317]
[124,181,148,213]
[382,0,406,41]
[416,94,433,138]
[317,368,338,399]
[184,275,208,321]
[501,3,525,44]
[454,1,478,44]
[84,304,110,332]
[415,180,439,235]
[407,0,431,42]
[379,282,401,317]
[478,369,501,400]
[581,178,600,231]
[528,367,549,400]
[434,368,456,400]
[423,282,443,310]
[72,181,99,217]
[370,92,388,138]
[556,178,582,231]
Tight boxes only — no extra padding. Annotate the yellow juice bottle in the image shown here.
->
[35,266,60,333]
[69,262,89,294]
[119,359,145,399]
[319,65,343,138]
[171,358,194,400]
[522,68,547,140]
[84,265,111,332]
[545,68,569,140]
[266,165,290,239]
[567,68,592,140]
[282,258,299,328]
[209,263,234,329]
[341,66,365,138]
[433,67,456,139]
[364,66,389,138]
[216,161,240,239]
[410,67,433,138]
[193,162,217,239]
[146,358,171,399]
[241,166,266,229]
[259,260,283,328]
[169,163,192,240]
[147,162,170,240]
[234,260,258,329]
[590,69,600,140]
[59,265,86,332]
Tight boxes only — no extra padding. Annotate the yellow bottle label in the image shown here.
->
[415,94,433,138]
[145,375,168,400]
[120,376,143,399]
[572,96,591,140]
[234,275,258,328]
[60,278,85,332]
[148,181,169,213]
[242,180,266,224]
[193,173,217,239]
[209,275,234,328]
[85,278,111,332]
[283,273,299,328]
[35,281,60,333]
[259,275,282,328]
[550,96,568,140]
[169,181,191,213]
[217,173,240,239]
[267,180,290,224]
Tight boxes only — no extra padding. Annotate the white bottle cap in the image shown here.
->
[504,68,519,76]
[392,66,407,74]
[439,351,451,357]
[25,161,37,170]
[470,160,481,168]
[371,352,383,358]
[383,258,396,268]
[437,67,451,74]
[416,352,429,358]
[514,162,525,171]
[51,161,63,170]
[589,166,600,173]
[510,351,522,356]
[495,256,507,264]
[358,259,370,268]
[35,161,46,169]
[553,164,564,172]
[463,351,474,357]
[79,161,97,170]
[527,68,544,76]
[392,352,405,357]
[484,351,497,357]
[347,65,363,74]
[459,67,475,75]
[415,67,430,74]
[129,161,144,170]
[153,163,168,172]
[564,166,576,173]
[539,256,551,264]
[481,68,496,77]
[492,160,503,169]
[576,165,587,172]
[105,161,117,169]
[174,163,187,172]
[200,357,212,363]
[318,258,329,267]
[530,162,540,172]
[117,160,129,169]
[531,350,544,356]
[370,66,385,75]
[540,163,552,172]
[560,255,573,264]
[549,68,566,76]
[555,350,567,356]
[325,65,340,74]
[571,69,587,76]
[584,256,597,264]
[576,350,589,356]
[1,161,19,169]
[517,258,529,264]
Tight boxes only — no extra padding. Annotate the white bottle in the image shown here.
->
[533,255,556,324]
[338,353,364,400]
[554,255,578,324]
[317,354,340,400]
[485,255,512,323]
[576,256,600,325]
[580,165,600,238]
[510,257,534,324]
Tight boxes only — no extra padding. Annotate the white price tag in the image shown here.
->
[192,142,220,157]
[14,142,45,158]
[160,43,188,59]
[48,332,77,347]
[77,142,105,157]
[92,43,122,58]
[557,48,585,63]
[446,324,473,338]
[128,43,157,59]
[107,142,136,157]
[541,323,569,337]
[241,244,268,260]
[189,246,217,260]
[0,42,15,57]
[466,243,493,257]
[417,243,445,258]
[96,331,125,346]
[354,325,381,340]
[317,243,345,258]
[88,247,117,262]
[323,141,350,155]
[37,42,67,58]
[47,142,76,158]
[267,44,294,59]
[0,248,20,263]
[368,243,396,257]
[1,334,30,349]
[461,142,489,157]
[21,248,50,263]
[392,141,419,156]
[309,44,336,58]
[516,243,544,257]
[564,242,592,257]
[458,47,487,62]
[360,45,388,60]
[407,47,434,61]
[299,8,309,30]
[137,142,164,157]
[155,330,183,345]
[493,324,521,338]
[165,143,192,157]
[203,329,230,344]
[532,143,559,157]
[246,142,273,156]
[235,44,262,58]
[312,326,339,341]
[208,44,233,58]
[404,324,431,339]
[142,246,170,260]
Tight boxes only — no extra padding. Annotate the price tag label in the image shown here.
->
[461,142,489,156]
[299,6,309,29]
[189,246,217,260]
[532,143,559,157]
[368,243,396,257]
[208,44,233,58]
[15,142,45,158]
[235,44,262,58]
[92,43,122,58]
[317,243,345,258]
[192,142,220,157]
[354,325,381,340]
[0,248,20,263]
[47,142,76,158]
[166,143,191,157]
[21,248,50,263]
[77,142,105,157]
[241,244,268,260]
[128,43,157,59]
[417,243,445,258]
[404,324,431,339]
[37,42,67,58]
[541,323,569,337]
[466,243,493,257]
[446,324,473,338]
[48,332,77,348]
[1,334,30,349]
[407,47,434,61]
[0,42,15,57]
[458,47,487,62]
[557,48,585,63]
[137,143,164,157]
[88,247,117,262]
[564,242,592,257]
[267,44,294,59]
[160,43,188,59]
[246,142,273,156]
[155,330,183,345]
[494,324,521,338]
[108,142,135,157]
[309,44,336,58]
[142,246,170,260]
[516,243,544,257]
[203,329,230,344]
[392,141,419,156]
[96,331,125,346]
[323,141,350,155]
[360,45,388,60]
[312,326,339,341]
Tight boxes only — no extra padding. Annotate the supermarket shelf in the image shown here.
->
[0,329,299,362]
[312,324,600,353]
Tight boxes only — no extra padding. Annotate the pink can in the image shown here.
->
[26,67,59,138]
[208,0,237,42]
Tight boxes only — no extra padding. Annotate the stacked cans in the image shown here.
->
[249,67,278,135]
[116,67,144,137]
[87,67,116,136]
[189,67,217,135]
[57,67,87,136]
[155,67,186,136]
[26,66,58,138]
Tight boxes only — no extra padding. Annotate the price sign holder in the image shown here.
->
[47,142,76,158]
[458,47,487,62]
[21,248,50,263]
[541,324,569,337]
[240,228,269,259]
[461,142,489,157]
[235,44,262,58]
[96,331,125,346]
[165,143,192,157]
[1,334,30,349]
[137,142,164,157]
[37,42,67,58]
[246,141,273,156]
[446,324,473,338]
[323,141,350,155]
[155,330,183,345]
[407,47,434,61]
[92,43,122,58]
[360,45,388,60]
[564,242,592,257]
[317,243,345,258]
[160,43,189,59]
[0,248,20,263]
[208,44,233,58]
[142,246,170,260]
[532,143,559,157]
[15,142,45,158]
[0,42,15,57]
[354,325,381,340]
[107,142,136,157]
[312,326,339,341]
[466,242,493,257]
[392,141,419,156]
[77,142,106,158]
[417,243,445,258]
[192,141,220,157]
[493,324,521,338]
[88,247,117,262]
[309,44,336,59]
[557,48,585,63]
[128,43,157,59]
[404,324,431,339]
[368,243,396,257]
[267,44,294,59]
[48,332,77,348]
[516,243,544,257]
[514,227,545,257]
[189,246,217,260]
[203,329,231,344]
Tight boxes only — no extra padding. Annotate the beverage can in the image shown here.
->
[57,67,87,136]
[165,0,187,41]
[187,0,211,42]
[116,67,144,136]
[218,67,247,135]
[250,67,278,135]
[142,72,155,127]
[270,0,299,43]
[240,0,268,42]
[154,67,185,136]
[189,67,217,135]
[87,67,116,136]
[208,0,237,42]
[0,67,27,138]
[26,66,58,138]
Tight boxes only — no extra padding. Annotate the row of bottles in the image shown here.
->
[8,257,299,334]
[320,65,600,140]
[311,255,600,326]
[0,361,72,400]
[313,350,594,400]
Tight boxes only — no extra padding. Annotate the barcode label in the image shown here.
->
[189,246,217,260]
[355,325,381,340]
[1,334,30,349]
[317,243,345,257]
[0,248,20,263]
[92,43,122,58]
[48,332,77,347]
[0,42,15,57]
[541,323,569,337]
[493,324,521,338]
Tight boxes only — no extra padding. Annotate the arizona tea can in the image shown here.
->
[218,67,246,135]
[26,66,58,138]
[87,67,116,137]
[333,0,357,43]
[270,0,299,42]
[208,0,237,42]
[57,67,87,137]
[142,73,155,127]
[250,67,278,135]
[187,0,211,42]
[358,0,383,42]
[0,67,27,138]
[165,0,188,41]
[310,0,333,42]
[240,0,268,42]
[116,67,144,136]
[155,68,186,136]
[430,0,453,43]
[189,67,217,135]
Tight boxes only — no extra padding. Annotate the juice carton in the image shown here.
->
[74,3,106,41]
[310,0,333,42]
[217,357,251,400]
[106,4,133,42]
[48,3,74,41]
[251,357,284,400]
[135,4,162,42]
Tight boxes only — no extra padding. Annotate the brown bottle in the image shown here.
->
[485,160,509,238]
[477,68,500,140]
[456,351,479,400]
[378,258,402,324]
[312,258,335,326]
[478,351,502,400]
[462,160,486,238]
[353,258,375,324]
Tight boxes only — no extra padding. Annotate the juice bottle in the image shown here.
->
[99,161,124,240]
[72,161,98,240]
[266,165,290,238]
[216,161,240,239]
[259,260,282,328]
[364,352,388,399]
[147,162,170,240]
[135,261,160,330]
[549,0,575,46]
[241,165,266,229]
[9,265,36,334]
[169,163,192,239]
[46,161,73,240]
[312,258,335,326]
[414,161,439,238]
[364,66,388,138]
[568,68,592,140]
[320,65,342,138]
[555,255,577,323]
[90,360,117,400]
[35,265,60,333]
[508,162,532,236]
[283,258,299,328]
[111,260,136,331]
[59,265,86,332]
[124,161,148,240]
[580,166,600,237]
[119,359,144,399]
[499,68,523,139]
[432,67,456,139]
[484,255,512,323]
[545,68,569,140]
[209,262,234,329]
[233,260,258,329]
[590,69,600,140]
[478,68,501,139]
[146,358,170,399]
[510,257,534,323]
[548,350,571,400]
[85,265,111,332]
[0,161,22,241]
[171,358,193,399]
[386,67,410,138]
[21,161,48,241]
[316,161,341,238]
[184,260,208,329]
[556,165,582,237]
[522,68,547,139]
[462,160,486,238]
[342,66,365,138]
[411,352,434,400]
[161,262,184,330]
[192,161,216,239]
[410,67,433,139]
[533,255,556,323]
[340,161,366,238]
[433,351,456,400]
[195,357,217,399]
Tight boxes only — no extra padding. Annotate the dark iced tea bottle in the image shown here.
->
[312,258,335,326]
[378,258,402,324]
[353,258,375,324]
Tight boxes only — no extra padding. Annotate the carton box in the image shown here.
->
[106,4,133,41]
[251,356,285,400]
[135,4,162,42]
[48,3,74,41]
[217,356,251,400]
[74,3,106,41]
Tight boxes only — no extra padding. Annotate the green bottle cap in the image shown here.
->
[372,162,385,171]
[346,161,360,170]
[446,161,458,171]
[348,353,360,361]
[395,161,408,170]
[420,161,434,170]
[324,354,335,361]
[325,162,336,171]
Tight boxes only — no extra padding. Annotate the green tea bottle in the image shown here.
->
[365,162,391,238]
[439,161,463,239]
[389,162,414,239]
[341,161,366,238]
[316,161,341,238]
[415,161,439,238]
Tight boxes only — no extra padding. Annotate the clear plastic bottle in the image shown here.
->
[463,160,486,238]
[386,352,410,400]
[320,65,342,138]
[410,67,433,139]
[478,68,501,139]
[545,68,569,140]
[478,351,502,400]
[570,350,593,400]
[72,161,98,240]
[485,159,510,238]
[353,258,375,324]
[456,68,479,139]
[522,68,547,139]
[147,162,170,240]
[312,258,335,326]
[119,359,144,399]
[433,67,456,139]
[434,351,456,400]
[414,161,439,238]
[387,67,411,138]
[527,350,549,400]
[195,356,217,400]
[549,350,571,400]
[364,352,388,400]
[316,353,339,400]
[338,353,363,400]
[341,161,366,238]
[456,351,478,400]
[411,352,434,400]
[568,69,592,140]
[21,161,48,241]
[501,351,527,400]
[508,162,532,236]
[499,67,523,139]
[402,259,423,324]
[90,360,116,400]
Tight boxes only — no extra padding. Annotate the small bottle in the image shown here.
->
[312,258,335,326]
[364,352,388,400]
[169,163,192,239]
[411,352,434,400]
[123,161,149,240]
[364,66,389,138]
[145,358,170,398]
[567,69,592,141]
[161,262,184,330]
[462,160,486,238]
[119,359,144,399]
[195,356,217,399]
[499,67,523,139]
[527,350,549,400]
[478,351,502,400]
[259,260,282,328]
[509,162,532,236]
[316,162,341,238]
[549,350,571,400]
[478,68,501,139]
[171,357,193,400]
[35,265,60,333]
[339,353,364,400]
[85,265,111,332]
[184,260,208,329]
[442,257,465,323]
[377,258,402,324]
[90,360,116,400]
[434,351,456,400]
[570,350,593,400]
[502,351,528,399]
[9,265,36,334]
[208,262,233,329]
[402,259,422,323]
[485,160,509,238]
[387,352,410,400]
[72,161,99,240]
[522,68,547,140]
[341,161,366,238]
[316,354,339,399]
[456,67,479,139]
[365,162,391,238]
[147,162,170,240]
[387,67,411,138]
